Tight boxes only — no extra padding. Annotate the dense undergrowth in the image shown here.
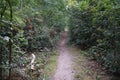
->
[0,0,67,79]
[68,0,120,74]
[0,0,120,79]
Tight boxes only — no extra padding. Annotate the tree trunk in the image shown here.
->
[8,39,12,80]
[0,46,2,80]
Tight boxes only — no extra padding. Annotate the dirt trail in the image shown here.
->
[52,31,112,80]
[53,32,74,80]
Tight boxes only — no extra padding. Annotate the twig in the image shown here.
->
[30,54,36,70]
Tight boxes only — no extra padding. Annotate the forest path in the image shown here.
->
[53,31,74,80]
[52,31,111,80]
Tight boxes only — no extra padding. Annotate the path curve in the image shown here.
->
[53,32,74,80]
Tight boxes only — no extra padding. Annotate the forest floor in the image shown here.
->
[70,48,111,80]
[50,31,118,80]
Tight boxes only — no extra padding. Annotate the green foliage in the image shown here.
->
[68,0,120,73]
[0,0,67,79]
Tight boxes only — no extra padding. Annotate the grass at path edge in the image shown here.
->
[44,50,59,80]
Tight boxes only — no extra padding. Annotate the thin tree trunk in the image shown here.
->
[0,3,6,19]
[0,46,2,80]
[7,0,13,79]
[20,0,23,10]
[8,39,12,80]
[7,0,13,22]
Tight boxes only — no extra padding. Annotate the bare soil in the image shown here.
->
[53,31,113,80]
[53,31,74,80]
